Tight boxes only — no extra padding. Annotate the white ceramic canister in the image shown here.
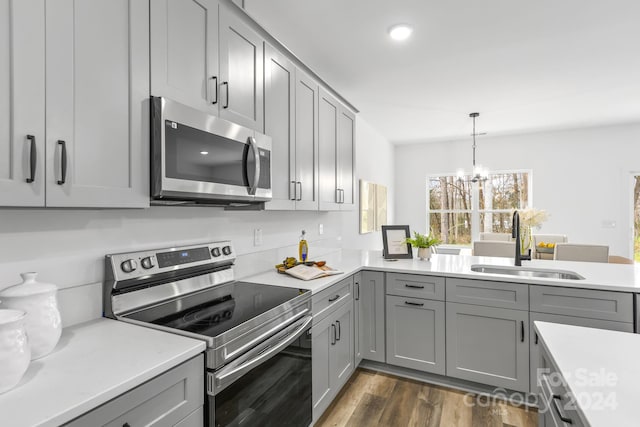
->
[0,273,62,359]
[0,309,31,394]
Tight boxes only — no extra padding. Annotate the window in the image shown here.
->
[428,171,531,245]
[634,175,640,262]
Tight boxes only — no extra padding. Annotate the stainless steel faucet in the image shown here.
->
[512,210,522,266]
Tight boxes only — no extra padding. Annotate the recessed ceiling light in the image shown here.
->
[388,24,413,41]
[200,151,209,155]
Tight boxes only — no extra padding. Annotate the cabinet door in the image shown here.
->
[529,312,633,393]
[311,313,333,423]
[264,44,296,210]
[0,0,45,206]
[219,4,264,131]
[330,301,354,390]
[294,69,319,210]
[386,296,446,375]
[360,271,386,363]
[446,302,529,392]
[150,0,219,115]
[337,106,355,210]
[45,0,149,208]
[354,272,363,366]
[318,87,339,211]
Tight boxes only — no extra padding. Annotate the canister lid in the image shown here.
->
[0,309,27,324]
[0,272,57,297]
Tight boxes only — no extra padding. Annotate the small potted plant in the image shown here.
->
[404,231,441,260]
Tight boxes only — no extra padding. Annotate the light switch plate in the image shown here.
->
[319,224,324,235]
[254,228,263,246]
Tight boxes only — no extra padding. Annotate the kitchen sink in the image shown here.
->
[470,264,585,280]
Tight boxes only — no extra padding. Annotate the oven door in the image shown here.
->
[151,96,272,202]
[209,315,312,427]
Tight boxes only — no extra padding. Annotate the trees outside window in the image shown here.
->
[634,175,640,262]
[429,171,531,245]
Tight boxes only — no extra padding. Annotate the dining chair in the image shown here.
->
[553,243,609,263]
[479,232,512,242]
[532,234,568,260]
[473,241,515,258]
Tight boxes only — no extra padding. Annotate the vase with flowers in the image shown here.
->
[518,208,549,256]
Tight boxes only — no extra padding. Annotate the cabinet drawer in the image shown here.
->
[65,354,204,427]
[312,276,353,321]
[386,273,445,301]
[530,285,633,323]
[446,278,528,310]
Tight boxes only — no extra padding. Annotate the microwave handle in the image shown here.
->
[248,136,260,195]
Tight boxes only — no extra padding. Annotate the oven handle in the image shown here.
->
[214,314,313,392]
[224,308,309,362]
[247,136,260,195]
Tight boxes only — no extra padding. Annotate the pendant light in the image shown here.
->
[456,112,488,183]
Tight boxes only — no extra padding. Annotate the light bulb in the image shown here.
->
[388,24,413,41]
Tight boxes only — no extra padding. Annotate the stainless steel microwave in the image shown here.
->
[151,97,272,205]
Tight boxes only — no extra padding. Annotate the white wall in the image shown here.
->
[341,117,395,250]
[395,123,640,257]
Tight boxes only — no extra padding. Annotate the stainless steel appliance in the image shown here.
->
[104,242,312,426]
[151,97,272,206]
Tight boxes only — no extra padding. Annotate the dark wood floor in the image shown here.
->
[316,369,537,427]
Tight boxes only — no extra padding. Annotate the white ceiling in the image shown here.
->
[244,0,640,144]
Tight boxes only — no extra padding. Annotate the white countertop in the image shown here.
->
[0,318,206,427]
[244,250,640,294]
[534,322,640,427]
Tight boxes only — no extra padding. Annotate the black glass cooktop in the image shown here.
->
[125,282,308,338]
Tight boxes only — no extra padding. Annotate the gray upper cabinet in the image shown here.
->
[318,88,339,211]
[0,0,46,207]
[293,69,320,210]
[219,3,264,131]
[337,106,355,209]
[386,295,446,375]
[150,0,219,115]
[446,302,529,392]
[45,0,149,208]
[264,44,296,210]
[360,271,386,363]
[264,46,319,210]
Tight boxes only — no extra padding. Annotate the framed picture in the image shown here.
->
[381,225,412,259]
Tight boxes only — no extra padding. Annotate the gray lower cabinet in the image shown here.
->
[360,271,386,363]
[446,302,529,392]
[386,295,445,375]
[353,272,363,366]
[529,311,633,393]
[65,354,204,427]
[311,298,354,422]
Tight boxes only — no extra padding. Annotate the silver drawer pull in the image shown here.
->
[328,295,340,302]
[552,395,573,424]
[404,301,424,307]
[405,284,424,289]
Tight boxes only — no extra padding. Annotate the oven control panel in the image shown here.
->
[107,241,235,281]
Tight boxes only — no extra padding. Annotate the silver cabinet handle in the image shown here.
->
[341,189,344,203]
[290,181,297,200]
[297,181,302,201]
[26,135,36,183]
[336,320,341,341]
[222,81,229,108]
[57,140,67,185]
[331,323,337,345]
[355,281,360,300]
[209,76,218,104]
[247,137,260,195]
[552,395,573,424]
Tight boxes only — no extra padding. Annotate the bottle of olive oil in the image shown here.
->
[299,230,309,262]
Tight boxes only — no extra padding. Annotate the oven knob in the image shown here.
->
[222,246,232,256]
[120,259,137,273]
[141,256,155,269]
[211,247,221,257]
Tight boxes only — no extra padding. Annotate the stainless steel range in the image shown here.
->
[103,242,312,427]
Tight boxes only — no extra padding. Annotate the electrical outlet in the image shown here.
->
[319,224,324,235]
[254,228,263,246]
[601,220,616,229]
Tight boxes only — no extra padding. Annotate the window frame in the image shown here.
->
[427,169,533,245]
